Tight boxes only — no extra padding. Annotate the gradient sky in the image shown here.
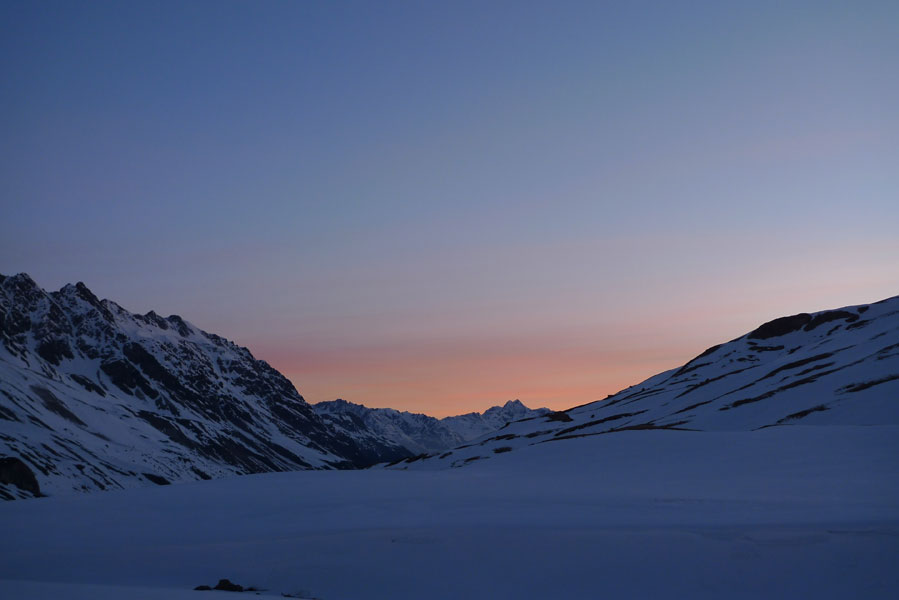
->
[2,1,897,416]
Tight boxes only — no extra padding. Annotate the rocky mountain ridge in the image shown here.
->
[314,398,549,455]
[0,273,412,499]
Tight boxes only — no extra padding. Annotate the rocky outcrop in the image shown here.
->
[0,456,41,496]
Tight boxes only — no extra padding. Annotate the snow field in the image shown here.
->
[1,425,896,599]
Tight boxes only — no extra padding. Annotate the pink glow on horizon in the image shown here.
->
[275,346,680,418]
[248,266,898,418]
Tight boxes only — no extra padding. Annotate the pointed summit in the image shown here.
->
[3,272,39,293]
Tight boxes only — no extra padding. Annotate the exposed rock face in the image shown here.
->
[0,456,41,497]
[0,273,409,498]
[213,579,244,592]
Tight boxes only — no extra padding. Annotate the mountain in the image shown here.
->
[387,295,899,469]
[0,273,410,500]
[442,399,551,440]
[314,398,549,455]
[4,273,895,499]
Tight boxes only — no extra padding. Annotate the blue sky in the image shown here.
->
[2,1,897,414]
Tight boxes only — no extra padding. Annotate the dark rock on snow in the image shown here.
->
[0,457,41,496]
[214,579,244,592]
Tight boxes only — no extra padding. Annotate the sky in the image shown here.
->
[1,1,897,416]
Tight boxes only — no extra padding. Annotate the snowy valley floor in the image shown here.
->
[1,425,898,599]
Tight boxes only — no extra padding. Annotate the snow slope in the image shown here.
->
[0,273,409,499]
[315,398,549,454]
[0,424,895,599]
[387,295,899,469]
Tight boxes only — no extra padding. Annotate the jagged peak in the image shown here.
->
[317,399,398,417]
[8,272,36,283]
[99,298,127,314]
[56,280,105,310]
[327,398,357,407]
[140,310,171,331]
[484,399,531,415]
[164,314,195,337]
[2,272,39,291]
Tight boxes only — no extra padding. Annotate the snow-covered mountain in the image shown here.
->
[0,273,410,499]
[388,295,899,469]
[442,399,551,440]
[4,273,895,500]
[314,398,549,455]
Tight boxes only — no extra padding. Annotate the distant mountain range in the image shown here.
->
[0,273,541,499]
[386,295,899,469]
[315,398,549,455]
[2,272,896,499]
